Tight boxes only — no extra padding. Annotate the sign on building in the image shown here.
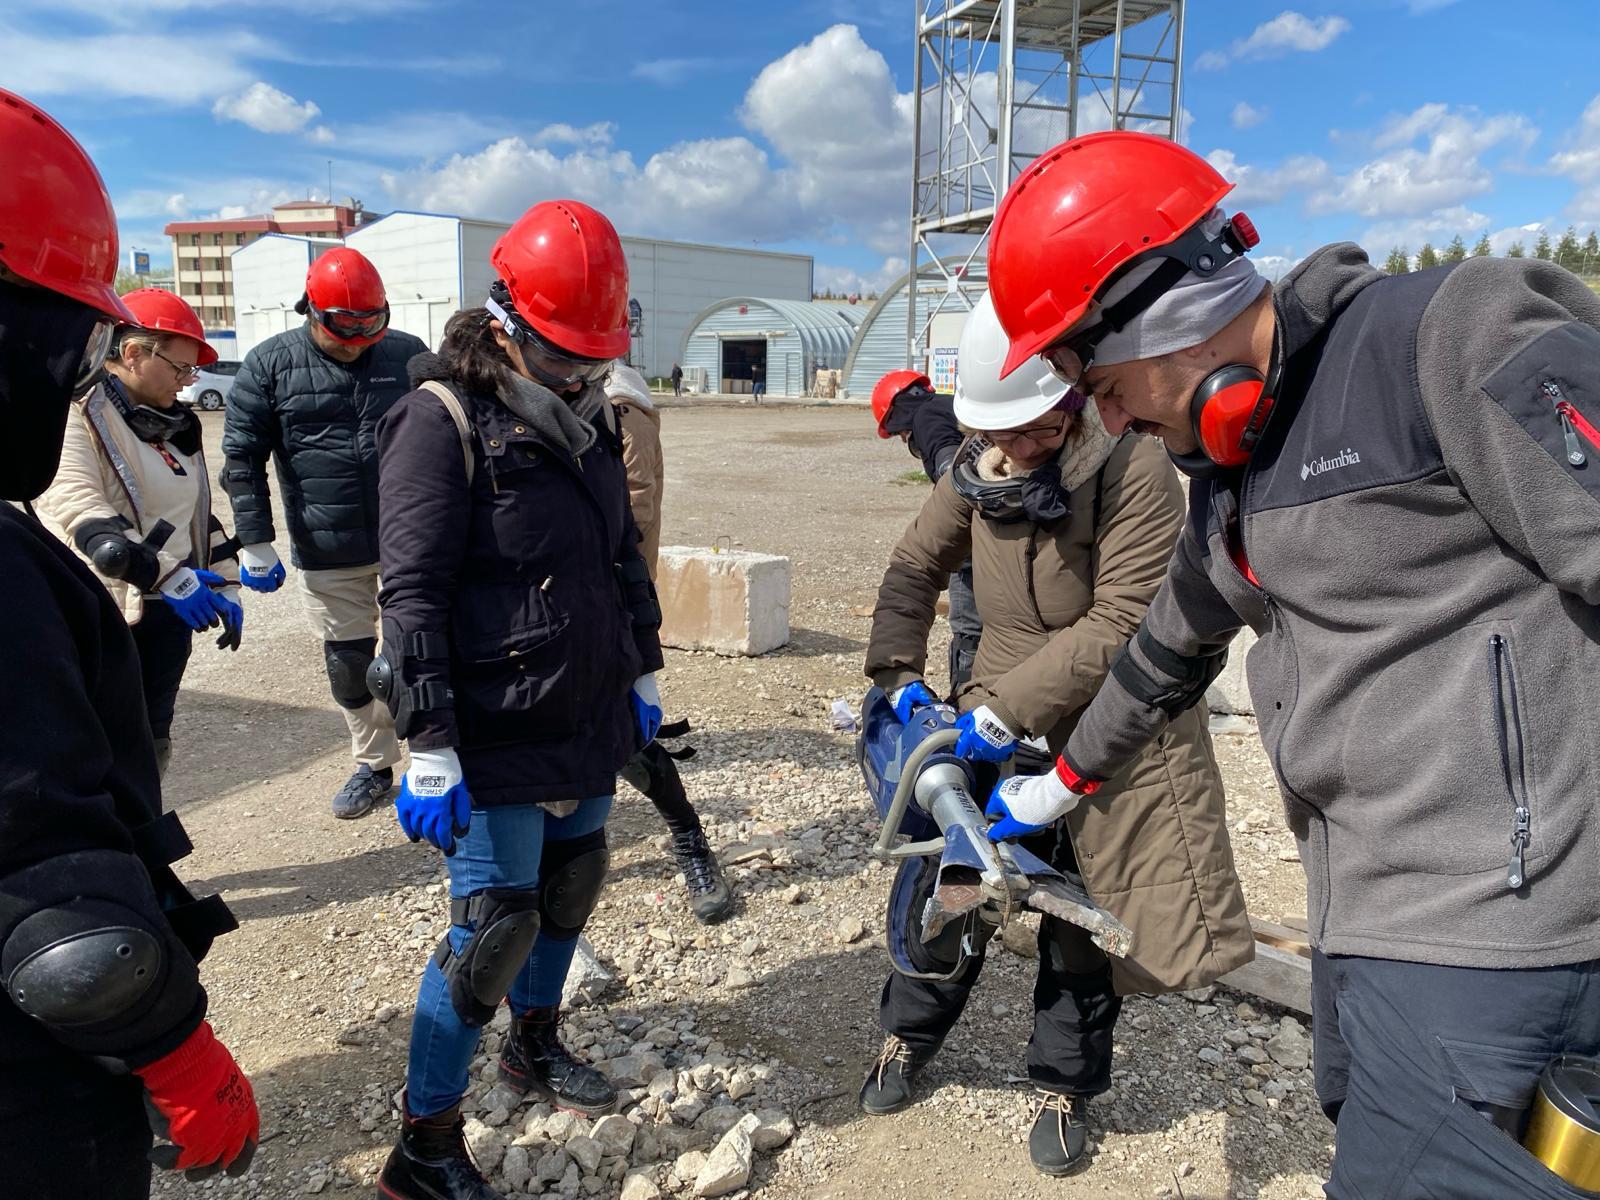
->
[928,345,959,394]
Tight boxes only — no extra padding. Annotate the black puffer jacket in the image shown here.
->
[376,353,664,806]
[221,324,427,569]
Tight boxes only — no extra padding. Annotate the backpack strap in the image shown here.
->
[419,380,475,485]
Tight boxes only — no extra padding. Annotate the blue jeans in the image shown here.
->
[405,796,612,1116]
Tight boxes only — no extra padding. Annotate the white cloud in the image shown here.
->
[383,24,912,252]
[815,256,906,296]
[632,57,717,85]
[1232,101,1268,130]
[1358,206,1492,255]
[1551,95,1600,224]
[213,82,321,134]
[0,25,263,102]
[308,126,336,145]
[1207,148,1332,206]
[1313,104,1537,218]
[1197,11,1350,69]
[1253,254,1299,282]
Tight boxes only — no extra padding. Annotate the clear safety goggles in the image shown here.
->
[486,288,612,390]
[1040,339,1094,395]
[76,318,117,392]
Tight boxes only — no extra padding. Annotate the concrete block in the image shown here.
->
[657,546,790,656]
[1207,627,1258,715]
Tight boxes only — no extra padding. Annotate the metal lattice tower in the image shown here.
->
[906,0,1187,368]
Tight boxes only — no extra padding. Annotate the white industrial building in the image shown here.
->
[230,211,814,377]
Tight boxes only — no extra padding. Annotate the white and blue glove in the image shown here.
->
[238,543,285,593]
[396,748,473,856]
[213,584,244,652]
[159,567,227,631]
[630,673,663,744]
[890,681,937,723]
[953,704,1018,762]
[985,760,1100,841]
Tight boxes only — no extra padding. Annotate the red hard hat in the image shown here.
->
[0,88,132,323]
[871,369,931,438]
[121,288,218,366]
[305,247,387,313]
[988,131,1234,379]
[490,200,630,359]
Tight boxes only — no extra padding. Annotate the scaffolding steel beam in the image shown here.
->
[906,0,1186,370]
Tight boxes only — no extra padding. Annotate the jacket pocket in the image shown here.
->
[1487,634,1533,890]
[1345,622,1540,877]
[451,588,576,746]
[1546,380,1600,467]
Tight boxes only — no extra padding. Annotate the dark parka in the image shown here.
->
[866,419,1254,995]
[376,354,664,806]
[0,505,233,1112]
[221,323,427,569]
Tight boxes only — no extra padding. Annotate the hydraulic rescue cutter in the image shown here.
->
[857,686,1132,981]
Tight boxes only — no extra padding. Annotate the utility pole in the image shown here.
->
[327,160,334,205]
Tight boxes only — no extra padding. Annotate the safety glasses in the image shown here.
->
[150,345,201,382]
[1041,338,1094,395]
[486,291,612,390]
[310,302,390,343]
[985,412,1068,446]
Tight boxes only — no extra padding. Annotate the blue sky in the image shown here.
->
[7,0,1599,289]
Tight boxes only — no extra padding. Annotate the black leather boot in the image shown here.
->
[859,1035,939,1115]
[1027,1090,1090,1176]
[376,1102,506,1200]
[672,828,734,924]
[497,1006,617,1115]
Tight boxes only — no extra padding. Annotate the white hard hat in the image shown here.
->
[953,289,1067,430]
[605,361,652,406]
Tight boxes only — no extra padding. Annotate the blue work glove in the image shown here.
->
[159,568,227,632]
[212,584,244,651]
[238,543,285,593]
[396,748,473,856]
[953,704,1018,762]
[890,681,937,723]
[985,761,1099,841]
[630,673,663,744]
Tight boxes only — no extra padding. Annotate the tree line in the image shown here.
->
[1383,227,1600,275]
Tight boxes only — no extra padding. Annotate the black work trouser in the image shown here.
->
[619,740,702,838]
[0,1071,152,1199]
[131,599,193,743]
[878,827,1122,1096]
[1314,951,1600,1199]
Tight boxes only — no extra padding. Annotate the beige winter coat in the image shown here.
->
[866,413,1253,995]
[606,365,665,577]
[36,385,239,624]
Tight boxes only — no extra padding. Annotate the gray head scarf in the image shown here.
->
[1090,211,1268,366]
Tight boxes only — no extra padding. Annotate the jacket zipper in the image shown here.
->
[1487,634,1531,889]
[1544,380,1596,467]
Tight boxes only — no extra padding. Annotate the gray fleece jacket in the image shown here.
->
[1065,243,1600,970]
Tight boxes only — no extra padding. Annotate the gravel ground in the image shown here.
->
[153,402,1327,1200]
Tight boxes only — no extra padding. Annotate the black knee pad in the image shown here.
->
[324,638,377,710]
[433,887,542,1028]
[539,829,609,941]
[619,741,681,803]
[886,854,996,982]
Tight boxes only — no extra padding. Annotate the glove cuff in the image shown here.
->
[1054,753,1103,796]
[135,1020,217,1089]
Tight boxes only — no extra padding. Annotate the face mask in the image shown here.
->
[0,280,108,501]
[104,375,199,452]
[950,437,1071,526]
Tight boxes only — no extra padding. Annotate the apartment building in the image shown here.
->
[164,200,372,330]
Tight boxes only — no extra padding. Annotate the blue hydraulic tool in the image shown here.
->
[857,686,1132,981]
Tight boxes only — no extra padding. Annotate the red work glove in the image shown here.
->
[134,1021,260,1180]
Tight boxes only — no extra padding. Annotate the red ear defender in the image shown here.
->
[1191,364,1275,468]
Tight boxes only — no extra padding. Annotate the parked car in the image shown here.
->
[179,359,241,410]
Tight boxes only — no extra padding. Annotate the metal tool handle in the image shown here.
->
[874,727,960,857]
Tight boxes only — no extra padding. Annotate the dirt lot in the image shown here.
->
[153,402,1325,1200]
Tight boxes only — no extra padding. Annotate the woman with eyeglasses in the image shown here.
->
[859,290,1251,1177]
[371,200,664,1200]
[36,288,244,778]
